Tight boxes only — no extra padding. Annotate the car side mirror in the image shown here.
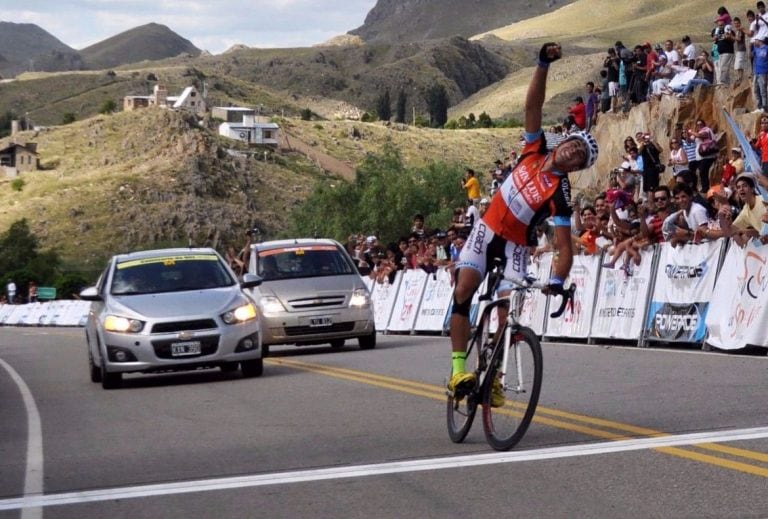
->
[79,286,102,301]
[240,273,263,289]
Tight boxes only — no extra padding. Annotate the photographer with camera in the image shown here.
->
[712,15,735,85]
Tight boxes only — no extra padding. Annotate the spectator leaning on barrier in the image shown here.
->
[666,182,709,247]
[719,173,767,246]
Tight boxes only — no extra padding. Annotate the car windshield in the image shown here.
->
[257,246,354,280]
[111,254,235,295]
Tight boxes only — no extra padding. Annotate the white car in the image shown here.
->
[247,239,376,353]
[81,248,263,389]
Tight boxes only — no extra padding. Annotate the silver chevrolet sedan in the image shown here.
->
[81,248,263,389]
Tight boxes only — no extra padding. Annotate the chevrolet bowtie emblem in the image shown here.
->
[178,331,194,340]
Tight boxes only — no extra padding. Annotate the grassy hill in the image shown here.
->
[80,23,201,70]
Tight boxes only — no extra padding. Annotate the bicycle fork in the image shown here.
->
[498,324,526,394]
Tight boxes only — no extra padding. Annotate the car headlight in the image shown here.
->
[349,288,370,307]
[222,303,258,324]
[104,315,145,333]
[260,295,286,314]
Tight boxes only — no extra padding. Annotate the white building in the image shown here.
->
[123,85,206,114]
[219,114,280,146]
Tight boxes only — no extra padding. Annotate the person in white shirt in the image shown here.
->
[6,280,16,304]
[682,35,697,65]
[666,182,708,247]
[664,39,681,66]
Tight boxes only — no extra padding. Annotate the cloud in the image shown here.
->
[0,0,376,53]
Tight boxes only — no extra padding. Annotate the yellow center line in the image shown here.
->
[267,358,768,474]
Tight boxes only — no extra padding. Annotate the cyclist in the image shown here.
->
[448,43,598,406]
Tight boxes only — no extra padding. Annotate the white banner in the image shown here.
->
[371,271,402,331]
[706,241,768,350]
[591,247,655,339]
[645,240,723,343]
[387,269,428,332]
[519,253,553,336]
[545,253,601,338]
[413,268,454,332]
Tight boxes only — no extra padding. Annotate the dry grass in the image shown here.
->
[474,0,754,48]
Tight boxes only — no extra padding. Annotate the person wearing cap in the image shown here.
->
[712,15,735,85]
[448,42,599,403]
[719,173,767,246]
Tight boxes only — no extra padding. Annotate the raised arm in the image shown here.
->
[525,43,562,134]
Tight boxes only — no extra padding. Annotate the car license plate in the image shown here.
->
[309,317,332,327]
[171,341,201,356]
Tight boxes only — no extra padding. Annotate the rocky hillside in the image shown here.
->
[80,23,201,70]
[349,0,576,43]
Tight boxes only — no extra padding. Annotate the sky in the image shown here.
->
[0,0,378,54]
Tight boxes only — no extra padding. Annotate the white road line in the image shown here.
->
[2,426,768,511]
[0,358,44,519]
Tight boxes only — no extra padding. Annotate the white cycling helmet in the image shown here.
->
[564,131,599,169]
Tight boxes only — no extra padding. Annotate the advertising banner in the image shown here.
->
[591,248,655,339]
[545,253,601,338]
[645,240,723,343]
[387,269,428,332]
[414,268,454,333]
[371,271,402,331]
[706,241,768,350]
[519,253,553,336]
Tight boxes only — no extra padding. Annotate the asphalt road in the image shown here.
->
[1,327,768,518]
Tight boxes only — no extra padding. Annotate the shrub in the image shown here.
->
[300,108,313,121]
[62,113,76,125]
[10,178,24,191]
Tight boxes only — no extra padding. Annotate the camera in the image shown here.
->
[246,227,261,237]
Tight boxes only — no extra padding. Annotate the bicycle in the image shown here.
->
[446,266,575,451]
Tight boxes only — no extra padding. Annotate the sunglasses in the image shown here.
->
[654,196,668,202]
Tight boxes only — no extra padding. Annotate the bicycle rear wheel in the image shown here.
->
[481,326,542,451]
[446,306,493,443]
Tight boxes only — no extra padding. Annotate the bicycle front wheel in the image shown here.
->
[482,326,543,451]
[446,305,493,443]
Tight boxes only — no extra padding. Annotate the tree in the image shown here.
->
[424,83,449,128]
[300,108,313,121]
[395,90,407,124]
[478,111,493,128]
[0,110,17,138]
[376,90,391,122]
[0,219,60,294]
[287,144,466,243]
[99,99,117,115]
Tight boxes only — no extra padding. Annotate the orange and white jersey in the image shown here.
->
[482,131,573,246]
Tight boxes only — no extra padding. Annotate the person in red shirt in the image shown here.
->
[567,96,586,130]
[752,115,768,175]
[447,42,599,402]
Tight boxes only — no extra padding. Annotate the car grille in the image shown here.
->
[288,296,346,309]
[284,322,355,336]
[151,337,219,359]
[150,319,217,334]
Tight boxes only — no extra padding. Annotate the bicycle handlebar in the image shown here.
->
[503,277,576,319]
[548,283,576,319]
